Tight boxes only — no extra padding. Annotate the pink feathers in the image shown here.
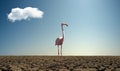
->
[55,37,64,45]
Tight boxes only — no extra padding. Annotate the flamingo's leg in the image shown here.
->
[61,45,62,56]
[58,45,59,56]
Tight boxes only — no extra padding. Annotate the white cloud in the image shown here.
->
[8,7,44,22]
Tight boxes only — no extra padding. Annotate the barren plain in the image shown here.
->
[0,56,120,71]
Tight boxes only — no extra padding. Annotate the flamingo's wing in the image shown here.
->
[55,37,64,46]
[55,38,59,45]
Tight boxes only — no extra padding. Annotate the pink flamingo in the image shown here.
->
[55,23,68,56]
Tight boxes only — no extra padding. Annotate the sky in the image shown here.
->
[0,0,120,56]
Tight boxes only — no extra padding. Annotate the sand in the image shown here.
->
[0,56,120,71]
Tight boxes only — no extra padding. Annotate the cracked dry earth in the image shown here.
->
[0,56,120,71]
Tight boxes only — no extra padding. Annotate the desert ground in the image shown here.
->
[0,56,120,71]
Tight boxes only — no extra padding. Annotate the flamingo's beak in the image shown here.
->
[66,24,68,27]
[62,23,68,27]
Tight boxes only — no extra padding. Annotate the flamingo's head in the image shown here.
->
[61,22,68,27]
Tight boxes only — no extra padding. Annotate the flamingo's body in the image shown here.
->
[55,37,64,45]
[55,23,68,56]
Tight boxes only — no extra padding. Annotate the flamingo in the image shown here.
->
[55,22,68,56]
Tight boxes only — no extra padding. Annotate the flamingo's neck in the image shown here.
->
[61,25,64,38]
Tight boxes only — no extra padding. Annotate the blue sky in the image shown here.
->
[0,0,120,55]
